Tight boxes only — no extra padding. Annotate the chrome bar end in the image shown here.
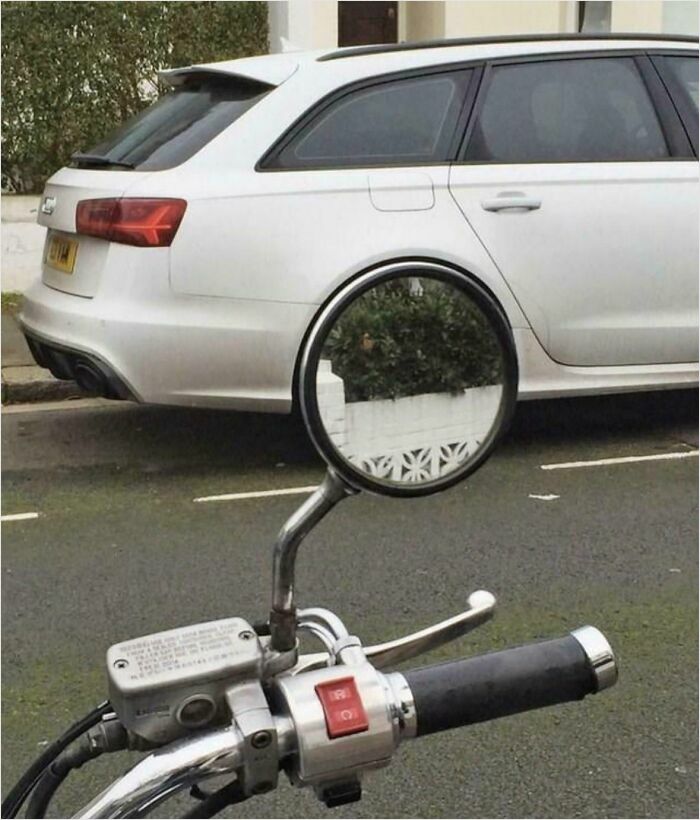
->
[570,625,618,692]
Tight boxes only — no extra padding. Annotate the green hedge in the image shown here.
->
[1,1,268,193]
[322,280,504,403]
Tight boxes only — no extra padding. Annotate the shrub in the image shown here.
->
[321,279,504,402]
[1,1,268,192]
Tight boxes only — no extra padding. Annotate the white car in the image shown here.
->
[21,34,699,412]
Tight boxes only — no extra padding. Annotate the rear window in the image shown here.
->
[74,76,271,171]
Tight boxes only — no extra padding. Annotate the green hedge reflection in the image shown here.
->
[321,278,504,403]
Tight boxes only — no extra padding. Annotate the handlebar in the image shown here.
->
[75,726,248,819]
[73,627,616,818]
[402,626,617,737]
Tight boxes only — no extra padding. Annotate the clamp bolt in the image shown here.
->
[251,730,272,749]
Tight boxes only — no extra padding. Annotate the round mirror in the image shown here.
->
[299,265,518,497]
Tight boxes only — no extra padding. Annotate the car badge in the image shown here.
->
[41,196,56,215]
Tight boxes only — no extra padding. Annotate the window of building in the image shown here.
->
[338,1,398,47]
[464,57,669,164]
[578,1,612,33]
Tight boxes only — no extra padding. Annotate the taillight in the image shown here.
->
[75,198,187,247]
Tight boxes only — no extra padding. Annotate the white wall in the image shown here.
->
[268,0,337,51]
[1,196,44,292]
[316,360,502,482]
[404,1,445,41]
[663,0,699,34]
[611,0,664,32]
[443,1,572,36]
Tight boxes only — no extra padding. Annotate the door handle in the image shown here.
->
[481,195,541,212]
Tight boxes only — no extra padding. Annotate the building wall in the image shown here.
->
[267,0,699,52]
[611,0,664,32]
[662,0,699,34]
[1,196,44,293]
[403,1,445,41]
[268,0,337,51]
[442,1,571,37]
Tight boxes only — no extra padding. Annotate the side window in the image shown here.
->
[465,57,669,163]
[663,55,699,112]
[270,71,472,169]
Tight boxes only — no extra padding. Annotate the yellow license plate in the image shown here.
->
[46,234,78,274]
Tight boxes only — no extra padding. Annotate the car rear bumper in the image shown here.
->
[20,280,317,412]
[23,328,137,400]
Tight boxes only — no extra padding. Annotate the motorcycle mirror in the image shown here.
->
[270,265,519,651]
[299,265,518,497]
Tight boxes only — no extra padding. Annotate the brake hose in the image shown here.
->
[26,736,104,819]
[182,780,248,818]
[1,700,111,818]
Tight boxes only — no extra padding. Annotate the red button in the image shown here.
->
[315,676,369,739]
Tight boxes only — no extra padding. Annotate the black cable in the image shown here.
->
[25,736,104,819]
[181,780,248,818]
[1,700,110,819]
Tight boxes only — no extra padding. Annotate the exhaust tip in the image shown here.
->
[73,360,107,395]
[570,626,618,692]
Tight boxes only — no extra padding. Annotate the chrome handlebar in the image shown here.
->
[75,726,246,818]
[75,718,298,819]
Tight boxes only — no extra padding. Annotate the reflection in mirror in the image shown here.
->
[313,275,508,489]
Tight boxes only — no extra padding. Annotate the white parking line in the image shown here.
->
[541,451,699,471]
[1,512,40,522]
[194,486,318,503]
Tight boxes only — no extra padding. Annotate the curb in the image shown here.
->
[1,366,87,405]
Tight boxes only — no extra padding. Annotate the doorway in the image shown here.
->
[338,1,398,47]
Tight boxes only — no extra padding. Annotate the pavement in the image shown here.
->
[1,390,698,818]
[1,310,86,404]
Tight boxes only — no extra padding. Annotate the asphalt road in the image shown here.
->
[2,390,698,818]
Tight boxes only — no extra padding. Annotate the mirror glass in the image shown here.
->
[302,271,516,495]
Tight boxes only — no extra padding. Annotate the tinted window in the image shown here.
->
[466,58,669,163]
[273,71,471,169]
[76,77,270,171]
[664,55,699,112]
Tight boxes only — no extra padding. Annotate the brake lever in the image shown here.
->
[290,590,496,675]
[366,590,496,668]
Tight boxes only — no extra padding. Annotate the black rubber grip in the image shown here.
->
[404,634,596,737]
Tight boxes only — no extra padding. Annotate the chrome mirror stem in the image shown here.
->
[269,470,352,652]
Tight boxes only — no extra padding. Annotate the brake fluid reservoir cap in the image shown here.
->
[176,694,217,727]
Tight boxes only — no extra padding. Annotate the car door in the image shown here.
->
[449,51,698,368]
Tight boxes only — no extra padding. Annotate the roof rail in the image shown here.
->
[318,32,699,62]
